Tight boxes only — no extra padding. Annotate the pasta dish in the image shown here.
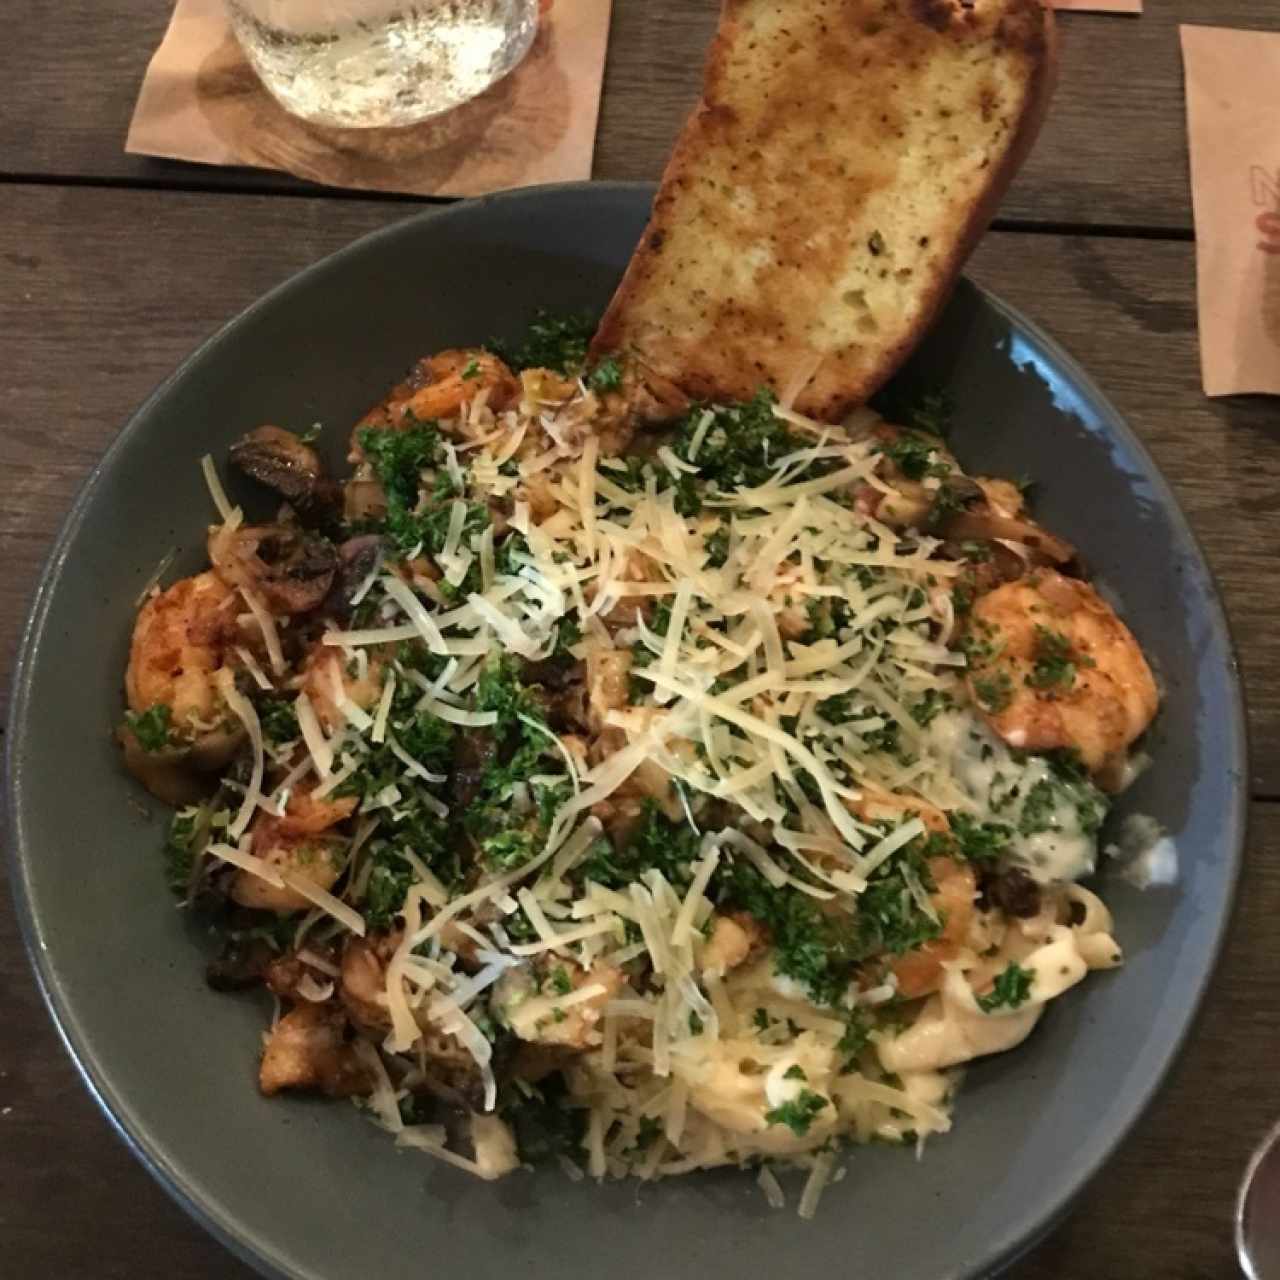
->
[119,320,1158,1213]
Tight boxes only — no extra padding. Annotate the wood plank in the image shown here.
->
[1,1,1276,229]
[2,792,1275,1277]
[2,185,1276,789]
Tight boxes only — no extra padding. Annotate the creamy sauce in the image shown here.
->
[1105,812,1178,889]
[926,711,1107,884]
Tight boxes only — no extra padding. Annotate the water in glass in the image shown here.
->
[226,0,540,129]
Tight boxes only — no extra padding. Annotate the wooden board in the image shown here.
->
[1,1,1277,229]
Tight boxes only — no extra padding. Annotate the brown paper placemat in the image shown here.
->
[126,0,612,196]
[1182,24,1280,398]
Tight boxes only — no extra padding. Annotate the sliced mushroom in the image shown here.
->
[452,727,498,811]
[982,866,1042,919]
[343,478,386,523]
[324,534,383,618]
[229,426,339,514]
[923,474,985,533]
[206,935,276,992]
[209,522,338,615]
[942,510,1076,566]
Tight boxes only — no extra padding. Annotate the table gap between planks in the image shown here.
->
[2,2,1278,1278]
[0,0,1271,232]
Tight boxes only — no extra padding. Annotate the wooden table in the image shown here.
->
[2,4,1277,1277]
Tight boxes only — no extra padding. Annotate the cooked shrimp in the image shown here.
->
[259,1003,368,1097]
[890,857,978,999]
[406,350,518,421]
[230,806,347,914]
[275,785,358,837]
[354,349,518,443]
[126,571,240,735]
[963,569,1158,779]
[123,578,248,788]
[300,645,387,734]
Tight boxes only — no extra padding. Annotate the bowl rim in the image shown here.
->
[4,179,1251,1280]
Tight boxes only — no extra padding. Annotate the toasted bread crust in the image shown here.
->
[592,0,1057,420]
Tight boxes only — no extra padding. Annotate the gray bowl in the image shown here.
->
[5,182,1247,1280]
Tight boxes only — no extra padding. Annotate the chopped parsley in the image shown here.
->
[907,390,954,439]
[587,356,623,392]
[869,386,954,440]
[1016,771,1108,839]
[977,962,1034,1013]
[703,523,731,568]
[125,703,173,753]
[1046,747,1088,783]
[973,671,1013,713]
[461,358,481,380]
[1027,625,1093,693]
[256,697,299,745]
[497,309,595,375]
[948,812,1013,863]
[163,805,208,898]
[837,1009,873,1066]
[909,689,951,728]
[876,431,950,482]
[465,656,565,862]
[502,1076,587,1165]
[1017,779,1059,836]
[765,1089,828,1136]
[961,619,1003,666]
[715,829,941,1006]
[671,389,809,497]
[577,799,700,893]
[924,477,982,533]
[481,829,538,871]
[364,847,418,932]
[332,677,458,929]
[358,422,459,554]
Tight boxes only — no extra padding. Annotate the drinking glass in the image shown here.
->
[225,0,541,129]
